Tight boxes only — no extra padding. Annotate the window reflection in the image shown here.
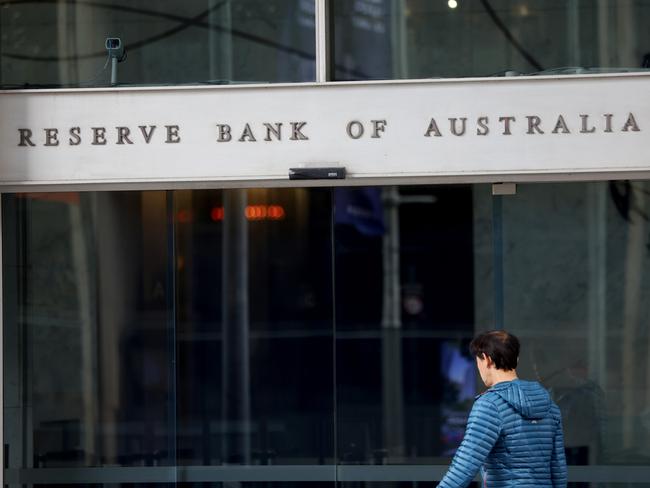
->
[4,181,650,487]
[0,0,315,88]
[333,0,650,80]
[174,188,334,466]
[335,186,480,464]
[497,181,650,466]
[3,192,174,469]
[3,187,335,479]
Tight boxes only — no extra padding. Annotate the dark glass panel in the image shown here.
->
[174,188,334,466]
[501,181,650,466]
[2,192,175,470]
[334,185,488,465]
[0,0,315,88]
[332,0,650,80]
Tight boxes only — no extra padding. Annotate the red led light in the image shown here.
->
[246,205,269,220]
[209,205,286,221]
[210,207,224,221]
[267,205,286,220]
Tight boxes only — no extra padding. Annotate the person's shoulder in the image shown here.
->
[470,391,503,427]
[473,390,501,412]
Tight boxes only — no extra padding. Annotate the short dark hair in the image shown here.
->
[469,330,520,371]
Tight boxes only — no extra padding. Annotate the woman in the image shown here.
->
[437,330,567,488]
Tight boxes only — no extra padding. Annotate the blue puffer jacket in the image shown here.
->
[437,379,567,488]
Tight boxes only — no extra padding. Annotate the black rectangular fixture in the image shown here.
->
[289,167,346,180]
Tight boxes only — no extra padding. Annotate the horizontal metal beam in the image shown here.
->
[5,465,650,484]
[3,70,650,95]
[4,467,176,484]
[338,465,452,482]
[2,170,650,194]
[338,465,650,483]
[182,465,336,482]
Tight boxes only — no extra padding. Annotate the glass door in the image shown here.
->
[333,185,493,488]
[499,181,650,485]
[172,188,336,487]
[6,181,650,487]
[2,191,177,487]
[2,188,336,487]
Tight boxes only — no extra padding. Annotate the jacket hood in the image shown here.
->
[488,379,551,419]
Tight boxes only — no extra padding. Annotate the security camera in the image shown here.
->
[105,37,125,61]
[105,37,121,50]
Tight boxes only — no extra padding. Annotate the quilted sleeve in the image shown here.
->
[551,406,568,488]
[437,396,502,488]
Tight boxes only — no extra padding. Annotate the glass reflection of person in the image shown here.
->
[437,331,567,488]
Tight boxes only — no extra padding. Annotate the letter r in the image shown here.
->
[18,128,36,147]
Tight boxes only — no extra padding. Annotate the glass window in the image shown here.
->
[333,179,650,480]
[2,188,335,486]
[499,181,650,467]
[0,0,315,89]
[4,181,650,486]
[2,192,175,471]
[174,188,334,467]
[334,185,488,465]
[332,0,650,80]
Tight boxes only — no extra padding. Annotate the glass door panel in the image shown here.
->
[2,191,176,487]
[500,181,650,469]
[173,188,335,481]
[7,181,650,487]
[333,185,494,477]
[3,187,337,486]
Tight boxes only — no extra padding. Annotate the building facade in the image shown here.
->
[1,1,650,486]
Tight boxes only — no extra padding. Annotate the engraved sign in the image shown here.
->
[0,73,649,189]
